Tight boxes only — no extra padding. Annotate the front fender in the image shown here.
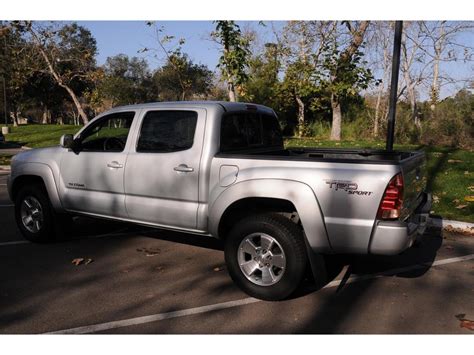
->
[10,162,64,212]
[209,179,332,253]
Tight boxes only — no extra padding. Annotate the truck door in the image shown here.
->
[59,111,136,218]
[124,109,206,230]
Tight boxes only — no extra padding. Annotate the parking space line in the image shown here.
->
[0,240,29,246]
[45,253,474,334]
[0,228,147,247]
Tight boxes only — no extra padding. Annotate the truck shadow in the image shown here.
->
[288,224,443,300]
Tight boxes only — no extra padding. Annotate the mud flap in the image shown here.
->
[303,236,328,290]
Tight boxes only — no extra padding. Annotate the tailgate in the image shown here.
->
[399,151,427,219]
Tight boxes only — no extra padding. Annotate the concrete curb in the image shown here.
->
[428,218,473,230]
[0,165,11,171]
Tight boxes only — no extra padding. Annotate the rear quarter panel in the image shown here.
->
[209,156,400,254]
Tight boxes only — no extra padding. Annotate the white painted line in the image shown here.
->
[0,240,29,246]
[0,228,144,247]
[45,253,474,335]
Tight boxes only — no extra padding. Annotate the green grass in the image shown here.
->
[0,155,13,165]
[4,124,81,148]
[1,125,472,222]
[285,138,474,223]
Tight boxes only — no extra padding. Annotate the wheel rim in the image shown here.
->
[237,233,286,287]
[20,196,44,233]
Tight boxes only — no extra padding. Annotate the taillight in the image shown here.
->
[377,173,404,220]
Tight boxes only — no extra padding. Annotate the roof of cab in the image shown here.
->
[107,101,275,115]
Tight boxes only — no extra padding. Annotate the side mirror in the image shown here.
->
[60,134,74,149]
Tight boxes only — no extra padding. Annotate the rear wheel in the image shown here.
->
[14,184,69,243]
[224,213,308,301]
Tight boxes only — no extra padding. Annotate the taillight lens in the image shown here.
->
[377,173,404,220]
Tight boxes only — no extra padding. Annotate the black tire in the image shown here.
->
[224,213,308,301]
[14,183,69,243]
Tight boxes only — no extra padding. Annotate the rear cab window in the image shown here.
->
[220,111,283,153]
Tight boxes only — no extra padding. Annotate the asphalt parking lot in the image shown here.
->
[0,170,473,334]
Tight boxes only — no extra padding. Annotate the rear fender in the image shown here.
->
[209,179,332,253]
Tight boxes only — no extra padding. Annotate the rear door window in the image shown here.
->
[137,110,198,153]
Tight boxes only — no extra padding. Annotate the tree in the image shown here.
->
[244,42,281,108]
[212,21,251,102]
[14,21,98,124]
[143,22,194,101]
[366,21,393,137]
[153,53,214,101]
[0,23,34,126]
[420,21,474,109]
[98,54,154,107]
[322,21,371,141]
[278,21,334,137]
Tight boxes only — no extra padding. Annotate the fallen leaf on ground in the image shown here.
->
[460,320,474,331]
[455,314,474,331]
[452,199,460,204]
[85,258,93,265]
[448,159,463,163]
[468,186,474,192]
[71,258,84,266]
[464,196,474,202]
[455,204,468,209]
[433,195,440,203]
[443,225,474,236]
[465,171,470,175]
[213,266,224,272]
[137,247,161,257]
[433,152,442,157]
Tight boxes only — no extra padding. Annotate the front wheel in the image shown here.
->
[224,213,308,301]
[14,184,67,243]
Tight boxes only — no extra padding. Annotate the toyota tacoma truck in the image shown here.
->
[7,101,431,300]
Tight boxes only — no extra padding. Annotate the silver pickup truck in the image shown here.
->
[7,101,431,300]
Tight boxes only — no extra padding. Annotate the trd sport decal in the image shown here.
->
[324,179,373,196]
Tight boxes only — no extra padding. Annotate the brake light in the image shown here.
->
[377,173,404,220]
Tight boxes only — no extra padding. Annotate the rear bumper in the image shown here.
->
[369,192,432,255]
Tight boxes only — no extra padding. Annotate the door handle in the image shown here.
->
[107,161,123,169]
[174,164,194,173]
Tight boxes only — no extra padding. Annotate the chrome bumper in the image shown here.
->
[369,192,432,255]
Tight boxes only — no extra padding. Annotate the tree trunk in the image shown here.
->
[373,92,381,138]
[374,43,391,138]
[29,29,89,125]
[330,94,342,141]
[60,83,89,125]
[10,111,18,127]
[42,105,50,124]
[430,22,444,110]
[228,81,237,102]
[295,95,305,138]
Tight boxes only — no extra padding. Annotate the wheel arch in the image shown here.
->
[10,163,63,211]
[210,179,332,254]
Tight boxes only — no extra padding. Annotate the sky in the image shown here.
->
[75,21,474,100]
[77,21,282,71]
